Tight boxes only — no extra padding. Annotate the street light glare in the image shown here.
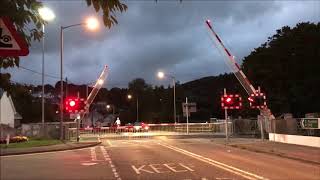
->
[98,79,104,85]
[86,17,99,30]
[157,71,165,79]
[127,94,132,99]
[39,7,55,21]
[106,105,111,109]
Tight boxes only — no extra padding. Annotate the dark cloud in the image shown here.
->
[5,0,319,88]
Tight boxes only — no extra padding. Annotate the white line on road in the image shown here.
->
[100,146,121,180]
[90,147,97,161]
[106,140,113,147]
[158,143,268,180]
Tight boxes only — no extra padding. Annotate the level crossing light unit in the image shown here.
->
[59,17,99,140]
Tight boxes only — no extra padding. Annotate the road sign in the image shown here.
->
[182,102,196,117]
[301,118,319,129]
[0,17,29,56]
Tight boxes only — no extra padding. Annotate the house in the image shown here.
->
[82,110,115,127]
[0,89,22,128]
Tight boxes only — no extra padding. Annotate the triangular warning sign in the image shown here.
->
[0,17,29,57]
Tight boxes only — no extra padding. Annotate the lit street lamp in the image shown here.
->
[60,16,99,140]
[157,71,176,124]
[39,7,55,135]
[127,94,139,122]
[106,104,115,115]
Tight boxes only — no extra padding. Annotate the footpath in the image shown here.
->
[0,141,100,156]
[211,138,320,165]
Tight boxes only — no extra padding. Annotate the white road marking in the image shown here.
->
[100,146,121,180]
[131,163,195,174]
[132,165,154,174]
[90,147,97,161]
[81,162,98,166]
[158,143,268,180]
[106,140,113,147]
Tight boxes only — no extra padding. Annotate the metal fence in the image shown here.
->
[67,122,235,139]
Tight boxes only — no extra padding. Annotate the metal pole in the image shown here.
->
[136,97,139,121]
[60,26,64,140]
[41,24,45,137]
[224,88,228,142]
[65,77,68,97]
[173,77,176,124]
[86,85,88,99]
[76,92,80,142]
[258,86,265,140]
[186,97,189,135]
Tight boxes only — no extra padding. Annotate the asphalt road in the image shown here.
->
[1,138,319,180]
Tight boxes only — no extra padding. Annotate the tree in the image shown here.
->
[0,0,127,69]
[242,22,320,117]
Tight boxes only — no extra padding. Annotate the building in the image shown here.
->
[0,89,22,128]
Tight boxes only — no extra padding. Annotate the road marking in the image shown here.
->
[81,162,98,166]
[100,146,121,180]
[131,163,195,174]
[149,164,170,173]
[163,163,187,173]
[106,140,113,147]
[90,147,97,161]
[132,165,154,174]
[158,143,268,180]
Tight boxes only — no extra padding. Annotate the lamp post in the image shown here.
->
[157,71,176,124]
[39,7,55,136]
[107,104,115,115]
[59,17,99,140]
[127,94,139,122]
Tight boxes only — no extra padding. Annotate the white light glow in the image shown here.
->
[39,7,55,21]
[157,71,165,79]
[86,17,99,30]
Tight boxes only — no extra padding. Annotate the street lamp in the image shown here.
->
[39,7,55,135]
[157,71,177,124]
[106,104,115,115]
[127,94,139,122]
[59,16,99,140]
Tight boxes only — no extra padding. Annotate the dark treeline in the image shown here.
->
[1,22,319,124]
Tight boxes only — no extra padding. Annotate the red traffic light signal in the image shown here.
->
[221,94,242,110]
[248,93,266,109]
[65,98,86,113]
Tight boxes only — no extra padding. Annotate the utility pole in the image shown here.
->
[258,86,265,140]
[224,88,229,142]
[186,97,189,135]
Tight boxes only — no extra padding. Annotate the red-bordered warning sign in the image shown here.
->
[0,17,29,56]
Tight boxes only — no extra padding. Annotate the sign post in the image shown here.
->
[0,17,29,56]
[185,97,189,135]
[224,88,228,142]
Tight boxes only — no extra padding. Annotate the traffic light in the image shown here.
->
[65,98,87,113]
[221,94,242,109]
[248,93,266,109]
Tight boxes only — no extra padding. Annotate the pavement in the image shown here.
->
[0,141,101,156]
[223,138,320,165]
[1,137,319,180]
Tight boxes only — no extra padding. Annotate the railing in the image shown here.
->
[67,122,234,139]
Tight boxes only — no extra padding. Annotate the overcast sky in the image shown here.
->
[4,0,319,88]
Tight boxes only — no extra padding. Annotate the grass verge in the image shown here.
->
[0,139,63,149]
